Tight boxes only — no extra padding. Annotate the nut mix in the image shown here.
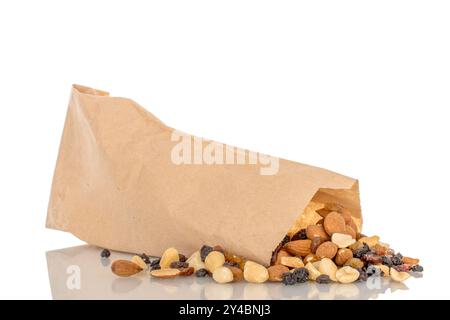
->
[108,201,423,286]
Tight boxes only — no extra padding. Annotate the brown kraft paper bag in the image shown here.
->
[47,85,362,265]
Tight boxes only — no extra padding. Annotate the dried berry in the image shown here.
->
[291,267,309,283]
[411,265,424,272]
[170,261,189,269]
[224,261,240,268]
[357,268,368,281]
[391,253,403,266]
[281,272,297,286]
[353,243,370,258]
[291,229,308,241]
[361,253,382,265]
[200,245,214,262]
[139,253,150,264]
[100,249,111,258]
[381,256,393,267]
[366,264,382,277]
[150,264,161,271]
[150,258,160,267]
[281,235,290,245]
[178,254,187,262]
[393,264,411,272]
[316,274,331,284]
[195,268,209,277]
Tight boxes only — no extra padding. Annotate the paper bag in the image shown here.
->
[47,85,362,265]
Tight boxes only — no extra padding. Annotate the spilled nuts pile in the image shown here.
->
[107,201,423,286]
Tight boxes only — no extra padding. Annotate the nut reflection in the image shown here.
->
[203,283,234,300]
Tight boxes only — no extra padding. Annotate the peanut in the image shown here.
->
[131,255,148,270]
[205,251,225,273]
[160,247,179,269]
[318,258,338,282]
[186,251,206,271]
[212,266,234,284]
[243,261,269,283]
[331,233,356,249]
[305,262,321,281]
[280,256,304,268]
[390,267,410,282]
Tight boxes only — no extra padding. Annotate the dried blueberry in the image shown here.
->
[170,261,189,269]
[411,265,424,272]
[100,249,111,258]
[381,256,393,267]
[316,274,331,284]
[139,253,151,264]
[178,254,187,262]
[353,243,370,259]
[291,268,309,283]
[200,245,214,262]
[281,272,297,286]
[195,268,209,277]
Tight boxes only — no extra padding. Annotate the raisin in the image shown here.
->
[200,245,213,262]
[353,243,370,258]
[195,268,209,277]
[316,274,331,284]
[393,264,411,272]
[170,261,189,269]
[291,229,308,241]
[150,258,160,267]
[291,268,309,283]
[178,254,187,262]
[224,261,240,268]
[271,236,290,265]
[391,253,403,266]
[281,272,297,286]
[366,264,382,277]
[150,264,161,271]
[100,249,111,258]
[357,268,368,281]
[381,256,393,267]
[361,253,382,265]
[411,265,424,272]
[281,235,290,246]
[140,253,150,264]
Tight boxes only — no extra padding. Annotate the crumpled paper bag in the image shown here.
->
[47,85,362,265]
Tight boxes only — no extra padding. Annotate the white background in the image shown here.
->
[0,0,449,299]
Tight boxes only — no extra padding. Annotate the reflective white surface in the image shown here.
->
[46,245,422,300]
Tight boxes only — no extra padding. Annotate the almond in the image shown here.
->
[340,211,352,224]
[150,268,180,279]
[316,241,338,259]
[335,248,353,266]
[226,266,243,282]
[284,240,312,257]
[212,266,234,284]
[268,265,290,282]
[347,218,359,235]
[131,255,148,270]
[402,256,420,265]
[323,211,346,236]
[243,261,269,283]
[111,260,143,277]
[310,236,323,254]
[205,251,225,273]
[306,225,330,241]
[280,256,304,268]
[274,249,291,265]
[179,267,195,276]
[160,247,179,269]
